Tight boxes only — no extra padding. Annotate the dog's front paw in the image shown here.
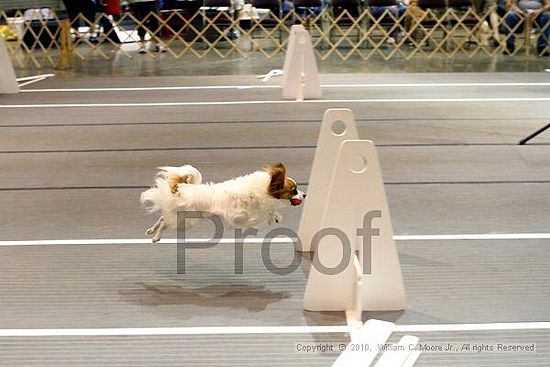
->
[151,235,161,244]
[146,227,156,235]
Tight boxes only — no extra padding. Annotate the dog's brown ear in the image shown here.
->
[266,163,286,198]
[167,174,192,194]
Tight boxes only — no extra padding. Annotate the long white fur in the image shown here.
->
[140,165,286,242]
[141,165,202,219]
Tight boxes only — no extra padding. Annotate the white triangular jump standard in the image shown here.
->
[297,108,358,252]
[302,109,406,313]
[0,36,19,94]
[281,24,321,100]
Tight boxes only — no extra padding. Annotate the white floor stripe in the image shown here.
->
[323,82,550,88]
[0,326,351,337]
[20,82,550,93]
[1,322,549,337]
[2,97,550,109]
[0,238,290,246]
[0,233,548,247]
[22,85,278,92]
[394,322,550,332]
[394,233,550,240]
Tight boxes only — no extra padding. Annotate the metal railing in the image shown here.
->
[1,6,548,68]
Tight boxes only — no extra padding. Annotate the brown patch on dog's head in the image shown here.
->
[266,163,299,200]
[167,174,193,194]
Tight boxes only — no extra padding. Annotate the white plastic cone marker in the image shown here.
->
[282,25,321,100]
[304,140,406,311]
[0,36,19,94]
[374,335,420,367]
[332,319,395,367]
[297,108,358,252]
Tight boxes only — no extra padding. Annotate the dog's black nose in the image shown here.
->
[303,194,307,198]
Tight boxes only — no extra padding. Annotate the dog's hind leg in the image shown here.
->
[151,220,166,244]
[146,216,164,235]
[146,216,166,243]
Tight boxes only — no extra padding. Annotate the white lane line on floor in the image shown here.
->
[2,97,550,108]
[0,326,350,337]
[395,233,550,240]
[20,82,550,93]
[22,86,278,92]
[0,238,289,246]
[1,233,549,246]
[1,322,549,337]
[395,322,550,332]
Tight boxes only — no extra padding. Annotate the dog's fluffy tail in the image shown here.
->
[140,165,203,214]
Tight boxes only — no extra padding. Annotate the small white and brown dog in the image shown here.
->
[140,163,306,243]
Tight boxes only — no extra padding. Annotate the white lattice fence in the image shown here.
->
[0,6,547,68]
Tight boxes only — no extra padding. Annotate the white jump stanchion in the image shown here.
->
[374,335,420,367]
[332,320,394,367]
[303,139,406,312]
[0,36,19,94]
[297,108,358,252]
[281,24,321,100]
[332,320,421,367]
[402,350,422,367]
